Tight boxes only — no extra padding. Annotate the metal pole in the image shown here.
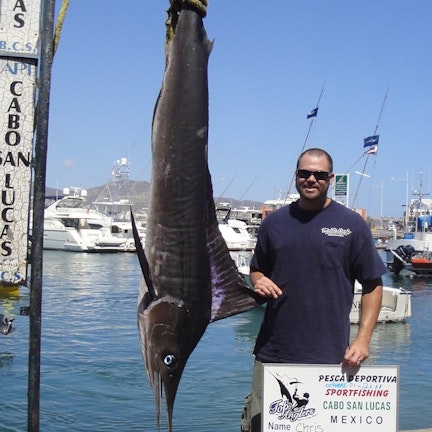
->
[405,171,409,229]
[380,178,384,224]
[28,1,56,430]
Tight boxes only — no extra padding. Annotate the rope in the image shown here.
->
[166,0,208,43]
[53,0,70,56]
[32,0,69,135]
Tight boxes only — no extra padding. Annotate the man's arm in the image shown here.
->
[343,277,383,367]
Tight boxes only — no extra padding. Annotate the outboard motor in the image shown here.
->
[391,256,404,275]
[392,244,416,275]
[396,245,416,262]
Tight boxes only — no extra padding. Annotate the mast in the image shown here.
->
[412,171,429,233]
[351,89,388,209]
[285,82,326,201]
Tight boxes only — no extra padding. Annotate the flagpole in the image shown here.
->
[342,153,367,176]
[285,82,326,201]
[373,88,388,136]
[351,89,388,209]
[351,152,371,209]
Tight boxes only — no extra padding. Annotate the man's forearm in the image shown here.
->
[357,279,383,343]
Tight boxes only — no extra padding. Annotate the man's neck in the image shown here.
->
[298,197,331,212]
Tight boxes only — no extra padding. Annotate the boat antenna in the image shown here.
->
[236,175,259,203]
[412,171,429,233]
[214,173,239,208]
[285,81,326,202]
[351,88,388,209]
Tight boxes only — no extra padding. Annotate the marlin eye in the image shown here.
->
[164,354,176,367]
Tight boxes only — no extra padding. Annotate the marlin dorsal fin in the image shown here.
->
[131,209,157,300]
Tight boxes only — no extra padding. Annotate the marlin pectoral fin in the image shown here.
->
[131,210,156,300]
[205,169,265,322]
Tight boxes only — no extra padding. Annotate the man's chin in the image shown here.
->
[301,191,319,200]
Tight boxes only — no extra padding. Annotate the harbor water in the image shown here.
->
[0,250,431,431]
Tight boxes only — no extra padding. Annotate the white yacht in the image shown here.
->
[43,187,131,252]
[90,158,147,247]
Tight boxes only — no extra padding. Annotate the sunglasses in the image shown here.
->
[296,169,330,181]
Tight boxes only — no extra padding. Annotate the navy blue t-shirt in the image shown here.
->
[250,200,387,364]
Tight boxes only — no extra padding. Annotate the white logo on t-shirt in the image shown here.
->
[321,227,352,237]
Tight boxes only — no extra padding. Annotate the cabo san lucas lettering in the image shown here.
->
[0,61,34,265]
[0,74,31,256]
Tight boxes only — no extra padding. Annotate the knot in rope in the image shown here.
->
[166,0,208,43]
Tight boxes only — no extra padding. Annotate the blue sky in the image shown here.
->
[47,1,432,217]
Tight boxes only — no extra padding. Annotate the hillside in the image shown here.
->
[45,180,263,212]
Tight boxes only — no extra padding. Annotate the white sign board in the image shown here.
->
[262,364,399,432]
[334,174,349,208]
[0,0,41,58]
[0,57,36,285]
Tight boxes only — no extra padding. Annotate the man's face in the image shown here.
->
[295,154,334,203]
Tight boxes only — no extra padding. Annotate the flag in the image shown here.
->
[366,145,378,155]
[307,107,318,119]
[363,135,379,147]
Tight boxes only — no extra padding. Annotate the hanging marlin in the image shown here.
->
[132,2,264,431]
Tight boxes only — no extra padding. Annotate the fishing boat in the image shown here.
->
[385,235,432,276]
[42,187,132,252]
[90,158,147,246]
[410,255,432,273]
[384,174,432,275]
[216,204,256,251]
[238,267,411,323]
[91,196,146,246]
[91,195,146,246]
[260,194,300,220]
[388,245,432,276]
[0,283,21,297]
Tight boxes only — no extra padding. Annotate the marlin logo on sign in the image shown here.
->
[267,374,316,421]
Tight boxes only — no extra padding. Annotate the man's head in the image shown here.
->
[295,148,334,210]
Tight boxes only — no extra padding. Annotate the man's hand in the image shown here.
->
[250,271,282,299]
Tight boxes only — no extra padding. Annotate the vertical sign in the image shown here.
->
[334,174,349,208]
[0,1,41,286]
[0,58,36,285]
[0,0,41,58]
[263,364,399,432]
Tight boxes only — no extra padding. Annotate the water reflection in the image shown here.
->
[368,322,412,363]
[234,307,264,344]
[399,277,432,295]
[0,352,14,368]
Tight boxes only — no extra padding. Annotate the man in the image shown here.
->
[246,148,386,431]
